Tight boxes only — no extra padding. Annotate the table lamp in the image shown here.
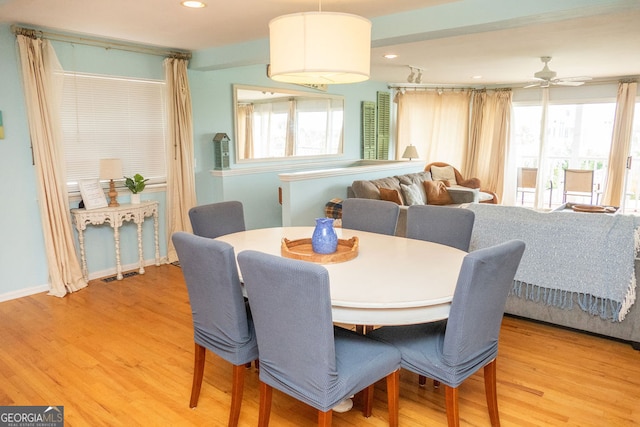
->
[99,158,123,207]
[402,145,419,161]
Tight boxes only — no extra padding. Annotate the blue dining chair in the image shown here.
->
[188,201,245,239]
[406,204,476,386]
[237,250,402,427]
[368,240,525,427]
[172,232,259,427]
[341,198,400,236]
[406,205,475,251]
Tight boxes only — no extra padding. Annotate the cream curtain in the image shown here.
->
[237,104,254,159]
[533,88,550,209]
[164,57,197,263]
[465,89,512,202]
[395,90,471,166]
[285,99,295,156]
[16,34,87,296]
[602,81,638,206]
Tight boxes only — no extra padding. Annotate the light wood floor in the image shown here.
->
[1,264,638,426]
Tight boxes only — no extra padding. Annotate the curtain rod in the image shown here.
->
[387,83,494,92]
[11,25,191,59]
[389,76,640,92]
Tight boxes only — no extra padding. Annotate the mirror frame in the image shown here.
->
[233,84,345,163]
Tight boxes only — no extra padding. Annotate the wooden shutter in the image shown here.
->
[376,91,390,160]
[361,101,377,160]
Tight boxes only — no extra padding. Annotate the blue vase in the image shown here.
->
[312,218,338,254]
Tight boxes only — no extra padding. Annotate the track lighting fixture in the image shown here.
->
[406,66,424,84]
[407,67,415,83]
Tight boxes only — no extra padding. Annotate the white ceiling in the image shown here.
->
[2,0,639,87]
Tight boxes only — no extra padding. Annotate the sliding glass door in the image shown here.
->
[512,102,617,209]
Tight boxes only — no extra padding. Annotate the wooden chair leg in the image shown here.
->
[418,375,439,388]
[318,409,333,427]
[189,343,206,408]
[444,385,460,427]
[387,370,400,427]
[355,325,375,335]
[228,364,246,427]
[258,382,272,427]
[362,384,374,417]
[484,360,501,427]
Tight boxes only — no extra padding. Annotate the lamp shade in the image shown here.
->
[99,158,123,180]
[402,145,419,160]
[268,12,371,85]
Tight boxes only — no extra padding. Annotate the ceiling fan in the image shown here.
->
[524,56,592,88]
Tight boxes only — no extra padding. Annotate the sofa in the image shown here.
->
[347,170,485,236]
[466,203,640,348]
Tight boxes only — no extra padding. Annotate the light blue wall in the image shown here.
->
[0,23,389,299]
[0,24,49,296]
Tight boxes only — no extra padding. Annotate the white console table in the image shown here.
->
[71,201,160,281]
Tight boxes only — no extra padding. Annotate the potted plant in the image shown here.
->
[124,173,149,204]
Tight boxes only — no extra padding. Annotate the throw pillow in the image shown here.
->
[379,187,404,205]
[400,183,425,206]
[423,180,453,205]
[430,165,458,185]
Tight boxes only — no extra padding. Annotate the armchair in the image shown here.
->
[424,162,498,204]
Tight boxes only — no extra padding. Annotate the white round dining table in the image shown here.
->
[215,226,466,326]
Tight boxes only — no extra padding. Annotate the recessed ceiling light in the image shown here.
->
[383,54,398,59]
[181,1,206,8]
[472,75,482,79]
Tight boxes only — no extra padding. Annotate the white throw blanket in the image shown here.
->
[466,204,640,322]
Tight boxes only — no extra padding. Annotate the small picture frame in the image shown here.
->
[78,179,108,210]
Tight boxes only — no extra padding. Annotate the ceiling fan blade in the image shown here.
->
[523,82,541,88]
[558,76,592,82]
[555,80,585,86]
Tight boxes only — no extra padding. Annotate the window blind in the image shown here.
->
[60,72,167,192]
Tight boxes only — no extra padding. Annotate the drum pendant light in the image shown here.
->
[268,8,371,85]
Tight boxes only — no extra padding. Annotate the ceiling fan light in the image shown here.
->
[268,12,371,84]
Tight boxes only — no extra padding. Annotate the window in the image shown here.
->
[60,72,167,192]
[512,102,617,207]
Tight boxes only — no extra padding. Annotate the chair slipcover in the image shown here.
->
[188,201,246,239]
[341,198,400,236]
[238,250,401,414]
[369,240,525,423]
[406,205,475,251]
[172,231,258,426]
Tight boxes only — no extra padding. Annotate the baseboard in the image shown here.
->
[87,257,168,281]
[0,284,50,303]
[0,258,168,303]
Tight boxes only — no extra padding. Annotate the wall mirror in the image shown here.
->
[234,85,344,162]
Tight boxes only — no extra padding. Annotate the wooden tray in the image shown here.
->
[571,204,617,213]
[281,236,359,264]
